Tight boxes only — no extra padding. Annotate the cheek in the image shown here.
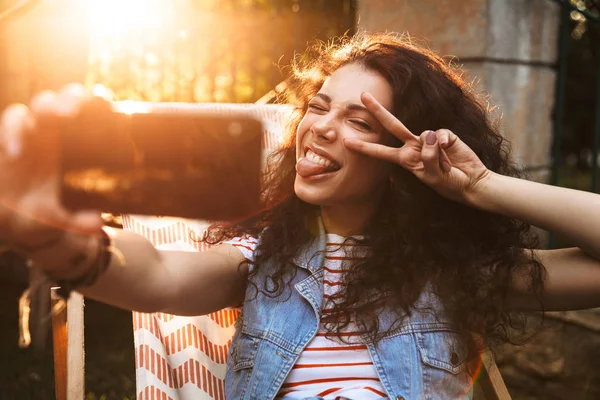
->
[348,151,389,176]
[344,156,390,190]
[346,133,396,183]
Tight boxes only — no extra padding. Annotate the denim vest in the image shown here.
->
[225,223,474,400]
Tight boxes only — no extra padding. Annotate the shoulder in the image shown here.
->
[222,234,259,262]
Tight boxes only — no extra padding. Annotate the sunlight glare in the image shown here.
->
[113,100,152,114]
[85,0,166,41]
[91,83,114,99]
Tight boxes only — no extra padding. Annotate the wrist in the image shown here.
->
[463,170,503,212]
[28,230,104,281]
[29,228,113,299]
[51,229,112,299]
[44,234,102,280]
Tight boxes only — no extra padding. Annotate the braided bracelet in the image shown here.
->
[53,228,114,299]
[2,229,118,300]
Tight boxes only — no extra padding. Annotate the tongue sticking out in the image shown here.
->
[296,157,333,178]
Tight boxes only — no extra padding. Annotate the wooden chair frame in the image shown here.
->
[51,288,84,400]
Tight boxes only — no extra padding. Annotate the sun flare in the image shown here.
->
[85,0,168,42]
[83,0,195,101]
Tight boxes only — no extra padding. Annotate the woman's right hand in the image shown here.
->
[0,84,104,277]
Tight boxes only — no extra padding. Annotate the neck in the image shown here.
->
[320,201,378,236]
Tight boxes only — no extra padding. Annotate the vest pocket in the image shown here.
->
[415,330,468,375]
[232,332,260,371]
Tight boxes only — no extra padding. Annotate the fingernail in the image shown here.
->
[426,131,437,145]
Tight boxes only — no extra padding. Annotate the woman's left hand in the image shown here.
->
[343,93,492,204]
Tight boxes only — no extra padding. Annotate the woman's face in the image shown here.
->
[295,63,395,207]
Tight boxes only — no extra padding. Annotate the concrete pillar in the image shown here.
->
[356,0,559,182]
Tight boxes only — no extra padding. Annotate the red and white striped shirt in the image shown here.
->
[226,234,388,400]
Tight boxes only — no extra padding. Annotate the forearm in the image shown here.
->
[508,248,600,311]
[470,172,600,257]
[30,227,247,315]
[30,228,171,313]
[86,235,248,315]
[78,228,171,313]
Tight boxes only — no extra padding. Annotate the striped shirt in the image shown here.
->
[226,234,388,400]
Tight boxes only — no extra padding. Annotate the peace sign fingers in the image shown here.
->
[360,92,418,145]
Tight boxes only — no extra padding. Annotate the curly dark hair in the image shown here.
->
[204,32,545,355]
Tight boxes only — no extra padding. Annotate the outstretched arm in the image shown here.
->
[81,229,249,315]
[26,227,249,316]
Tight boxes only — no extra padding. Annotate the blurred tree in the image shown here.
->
[86,0,356,103]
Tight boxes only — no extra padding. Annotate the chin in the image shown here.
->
[294,177,336,206]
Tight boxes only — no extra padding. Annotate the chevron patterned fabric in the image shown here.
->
[122,104,293,400]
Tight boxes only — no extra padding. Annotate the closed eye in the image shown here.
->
[350,119,372,131]
[308,103,327,113]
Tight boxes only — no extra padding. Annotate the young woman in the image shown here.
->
[2,33,600,400]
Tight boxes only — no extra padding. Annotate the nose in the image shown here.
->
[310,113,338,142]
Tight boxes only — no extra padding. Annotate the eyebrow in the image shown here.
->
[314,93,369,113]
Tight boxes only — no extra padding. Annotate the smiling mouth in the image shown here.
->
[296,149,341,178]
[304,149,341,171]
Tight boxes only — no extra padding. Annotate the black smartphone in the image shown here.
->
[58,97,263,221]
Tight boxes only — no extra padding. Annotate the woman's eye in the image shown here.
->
[351,120,372,131]
[308,104,327,112]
